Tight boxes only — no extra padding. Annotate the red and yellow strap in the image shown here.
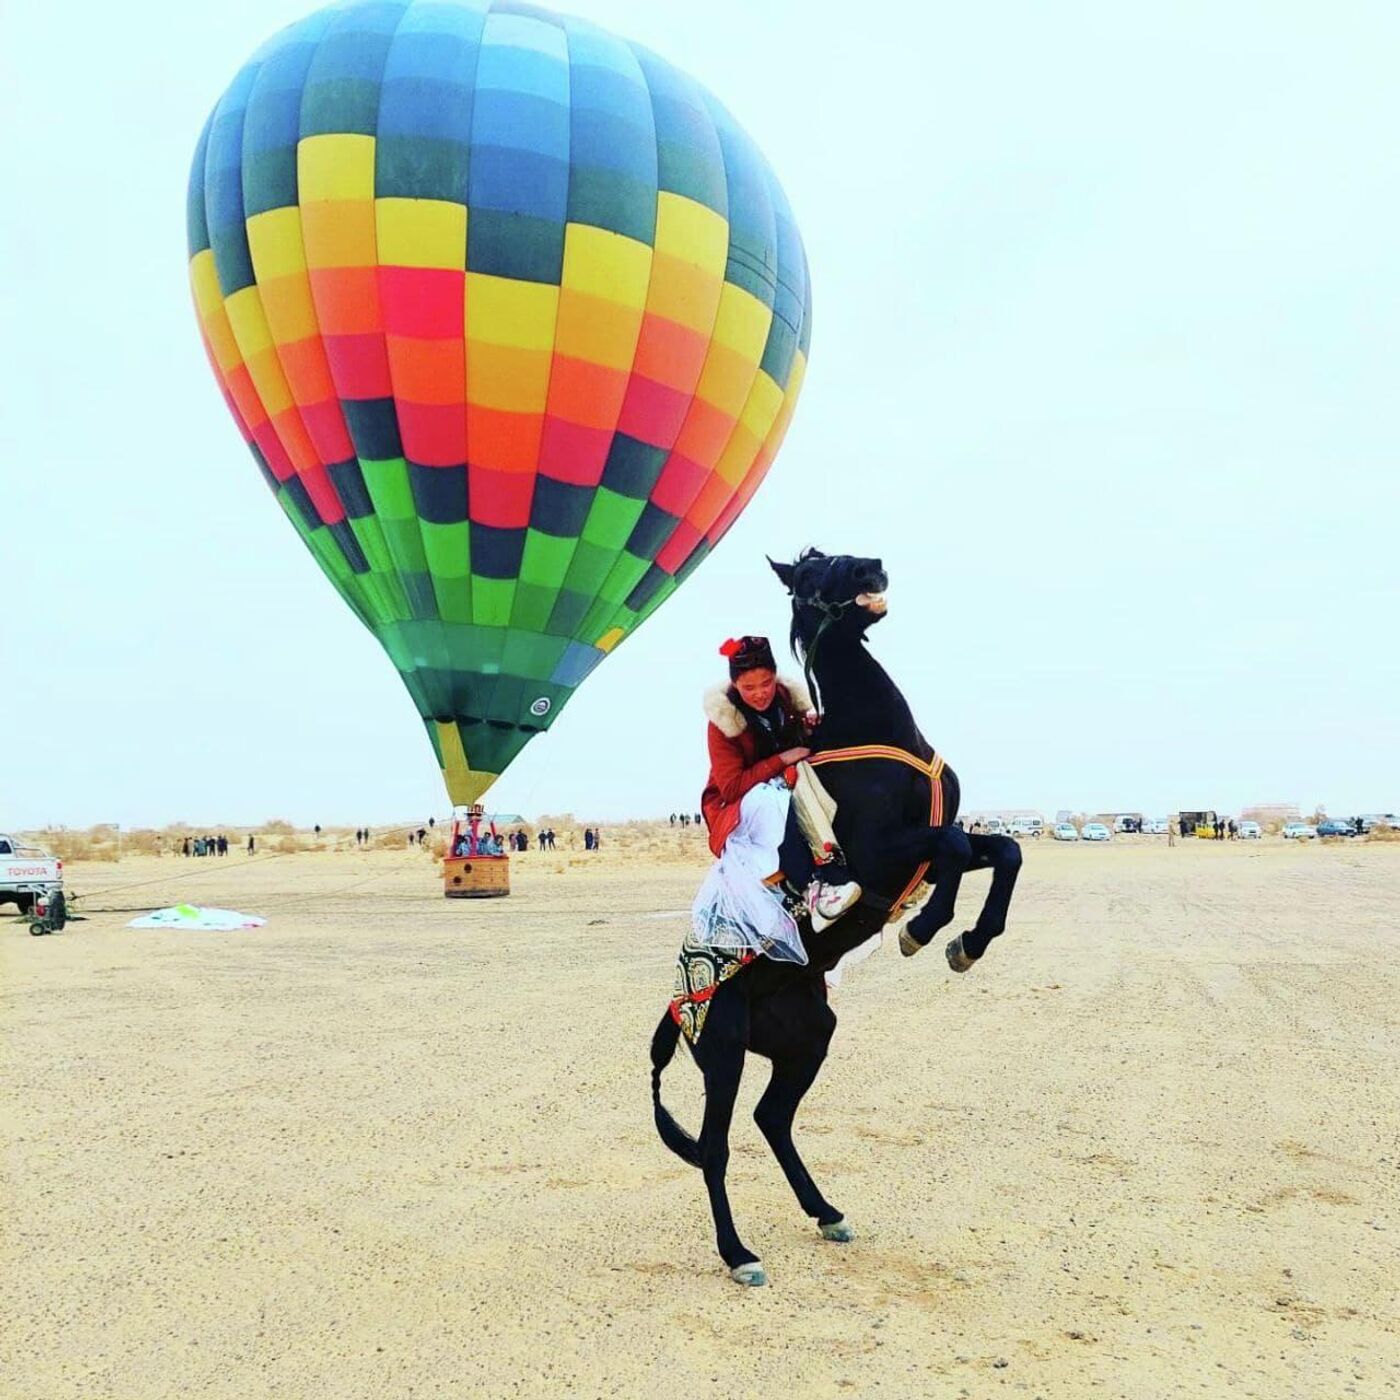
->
[807,744,946,914]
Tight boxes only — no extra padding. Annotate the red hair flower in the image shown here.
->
[718,638,742,657]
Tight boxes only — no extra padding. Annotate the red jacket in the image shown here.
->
[700,676,814,858]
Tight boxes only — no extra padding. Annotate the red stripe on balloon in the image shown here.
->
[468,467,533,527]
[537,416,611,484]
[299,399,356,462]
[322,333,394,399]
[616,373,691,445]
[397,400,466,466]
[379,267,464,339]
[250,422,295,483]
[649,451,708,515]
[301,463,347,525]
[655,521,700,574]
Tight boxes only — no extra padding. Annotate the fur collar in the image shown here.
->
[703,675,814,738]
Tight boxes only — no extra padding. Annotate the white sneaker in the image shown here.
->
[806,880,862,933]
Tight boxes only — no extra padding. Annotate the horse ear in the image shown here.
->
[768,556,795,591]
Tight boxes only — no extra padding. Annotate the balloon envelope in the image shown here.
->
[187,0,811,803]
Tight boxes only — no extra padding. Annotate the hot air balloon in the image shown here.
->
[187,0,811,804]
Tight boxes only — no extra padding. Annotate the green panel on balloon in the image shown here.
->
[472,578,515,628]
[188,0,813,805]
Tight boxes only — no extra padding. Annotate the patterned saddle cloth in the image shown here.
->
[669,927,756,1046]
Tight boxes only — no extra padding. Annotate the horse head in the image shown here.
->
[768,549,888,660]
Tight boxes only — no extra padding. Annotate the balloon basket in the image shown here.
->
[443,854,511,899]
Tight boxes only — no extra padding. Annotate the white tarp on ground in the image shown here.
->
[128,904,266,931]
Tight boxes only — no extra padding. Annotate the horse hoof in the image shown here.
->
[730,1262,767,1287]
[898,926,924,958]
[820,1219,855,1243]
[945,933,979,973]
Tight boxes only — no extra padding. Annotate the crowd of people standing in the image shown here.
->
[181,834,230,857]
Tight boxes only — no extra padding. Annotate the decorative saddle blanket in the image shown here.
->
[670,928,756,1045]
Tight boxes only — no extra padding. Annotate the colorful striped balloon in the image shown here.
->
[187,0,811,804]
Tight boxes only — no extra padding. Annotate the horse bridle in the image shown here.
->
[793,587,857,704]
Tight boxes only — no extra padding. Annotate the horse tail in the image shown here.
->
[650,1009,701,1168]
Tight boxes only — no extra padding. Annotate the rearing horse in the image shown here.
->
[650,548,1023,1285]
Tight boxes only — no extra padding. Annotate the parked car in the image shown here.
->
[1317,819,1355,838]
[0,834,64,917]
[1358,814,1399,833]
[1143,819,1169,835]
[1053,823,1080,841]
[1008,817,1043,838]
[1237,820,1262,839]
[1081,822,1111,842]
[1282,822,1318,840]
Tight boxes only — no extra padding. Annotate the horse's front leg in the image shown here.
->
[952,833,1023,965]
[896,824,973,954]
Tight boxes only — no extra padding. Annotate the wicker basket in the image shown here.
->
[442,854,511,898]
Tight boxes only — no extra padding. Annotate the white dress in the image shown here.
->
[690,779,807,965]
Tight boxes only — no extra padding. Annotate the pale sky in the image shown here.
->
[3,0,1396,830]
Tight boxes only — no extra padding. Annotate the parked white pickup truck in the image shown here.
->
[0,834,64,916]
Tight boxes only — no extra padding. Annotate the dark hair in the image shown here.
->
[719,634,776,680]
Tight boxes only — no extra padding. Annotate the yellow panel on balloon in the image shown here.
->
[554,288,645,372]
[298,134,376,202]
[709,283,772,359]
[561,223,652,308]
[695,340,762,420]
[466,273,559,351]
[301,201,376,270]
[245,206,308,281]
[255,274,320,346]
[466,341,552,412]
[189,254,241,373]
[224,285,276,360]
[654,192,728,275]
[644,253,722,335]
[376,198,467,269]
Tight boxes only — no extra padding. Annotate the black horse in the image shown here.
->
[650,549,1023,1284]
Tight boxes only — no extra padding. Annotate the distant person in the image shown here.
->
[247,834,255,855]
[183,836,191,857]
[537,830,546,851]
[548,829,557,850]
[428,817,435,829]
[584,828,594,851]
[416,827,427,846]
[670,813,676,826]
[314,824,322,836]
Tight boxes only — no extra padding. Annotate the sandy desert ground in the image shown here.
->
[3,836,1398,1399]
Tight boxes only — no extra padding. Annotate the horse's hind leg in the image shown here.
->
[694,1001,763,1283]
[752,993,851,1240]
[950,833,1023,967]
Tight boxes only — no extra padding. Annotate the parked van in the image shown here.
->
[1008,817,1043,838]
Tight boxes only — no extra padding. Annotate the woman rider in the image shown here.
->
[694,636,860,961]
